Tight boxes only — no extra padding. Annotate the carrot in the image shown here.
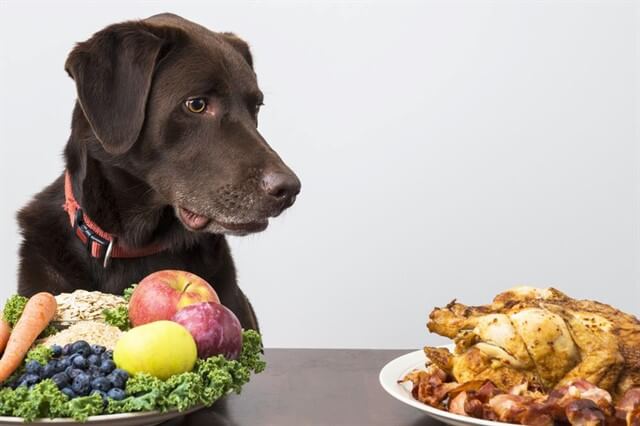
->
[0,319,10,354]
[0,292,56,382]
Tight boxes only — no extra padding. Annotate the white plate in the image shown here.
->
[0,404,203,426]
[379,347,516,426]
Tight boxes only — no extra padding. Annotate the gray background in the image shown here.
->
[0,0,638,349]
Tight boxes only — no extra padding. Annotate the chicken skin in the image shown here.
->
[425,287,640,400]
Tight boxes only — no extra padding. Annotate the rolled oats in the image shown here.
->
[53,290,126,325]
[38,320,123,349]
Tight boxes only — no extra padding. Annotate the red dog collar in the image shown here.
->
[63,171,168,266]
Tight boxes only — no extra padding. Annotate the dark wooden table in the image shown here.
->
[161,349,438,426]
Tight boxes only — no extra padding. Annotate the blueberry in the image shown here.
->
[54,360,66,373]
[91,376,112,392]
[15,374,27,387]
[71,340,91,356]
[68,353,82,362]
[42,362,57,378]
[62,344,72,356]
[71,373,91,396]
[91,344,106,355]
[103,350,113,359]
[106,387,126,401]
[87,365,101,377]
[21,374,40,387]
[58,357,71,370]
[99,359,115,374]
[112,368,129,380]
[50,344,63,358]
[25,360,41,375]
[107,373,125,389]
[87,354,100,366]
[61,387,76,399]
[51,372,70,388]
[72,356,87,369]
[65,367,84,379]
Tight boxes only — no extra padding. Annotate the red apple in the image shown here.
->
[128,270,220,327]
[172,302,243,360]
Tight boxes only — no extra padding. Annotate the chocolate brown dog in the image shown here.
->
[16,14,300,330]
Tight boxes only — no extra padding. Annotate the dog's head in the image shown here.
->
[65,14,300,236]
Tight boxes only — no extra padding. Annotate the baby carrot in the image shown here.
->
[0,319,10,354]
[0,292,56,382]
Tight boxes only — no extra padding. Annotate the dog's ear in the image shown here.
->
[65,22,165,155]
[220,32,253,69]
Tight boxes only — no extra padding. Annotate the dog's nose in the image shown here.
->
[261,171,301,205]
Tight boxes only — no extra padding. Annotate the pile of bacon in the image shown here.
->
[400,365,640,426]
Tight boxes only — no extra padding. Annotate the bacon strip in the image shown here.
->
[566,399,607,426]
[401,369,638,426]
[615,388,640,426]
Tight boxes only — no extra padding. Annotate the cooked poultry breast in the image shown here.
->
[426,287,640,400]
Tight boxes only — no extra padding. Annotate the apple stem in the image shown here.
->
[182,282,192,293]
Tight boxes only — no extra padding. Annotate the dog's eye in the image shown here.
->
[185,98,207,114]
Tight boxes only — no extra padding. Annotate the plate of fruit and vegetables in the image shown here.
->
[0,270,265,425]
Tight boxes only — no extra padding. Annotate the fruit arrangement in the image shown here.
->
[0,270,265,422]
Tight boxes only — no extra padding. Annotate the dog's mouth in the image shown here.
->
[178,207,211,230]
[177,207,268,234]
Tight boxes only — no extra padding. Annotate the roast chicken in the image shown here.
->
[425,287,640,401]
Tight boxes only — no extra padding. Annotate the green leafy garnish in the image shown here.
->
[0,380,100,422]
[161,372,204,411]
[106,389,162,414]
[102,284,136,331]
[2,295,27,326]
[124,372,162,395]
[25,345,53,364]
[2,295,57,337]
[102,305,131,331]
[109,330,265,413]
[0,329,265,421]
[64,394,104,421]
[123,284,137,301]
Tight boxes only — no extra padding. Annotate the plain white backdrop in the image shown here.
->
[0,0,638,349]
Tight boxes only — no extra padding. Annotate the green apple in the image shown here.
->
[113,320,197,379]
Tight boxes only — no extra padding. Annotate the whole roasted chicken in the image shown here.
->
[426,287,640,401]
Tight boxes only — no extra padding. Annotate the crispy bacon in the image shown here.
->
[547,379,614,418]
[627,407,640,426]
[476,381,502,402]
[616,389,640,417]
[566,399,607,426]
[488,394,534,423]
[421,382,459,407]
[402,366,639,425]
[519,403,555,426]
[464,396,484,418]
[440,380,502,418]
[615,388,640,426]
[401,365,458,408]
[448,391,468,415]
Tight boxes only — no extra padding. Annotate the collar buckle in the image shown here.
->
[73,208,112,268]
